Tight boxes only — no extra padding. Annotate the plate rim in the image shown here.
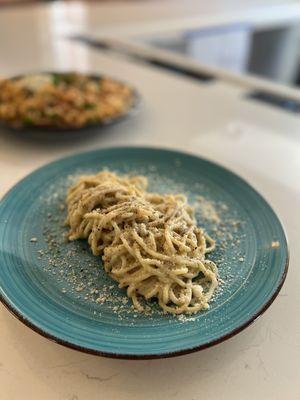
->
[0,146,289,359]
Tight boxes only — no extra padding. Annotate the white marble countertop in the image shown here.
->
[0,3,300,400]
[1,0,300,40]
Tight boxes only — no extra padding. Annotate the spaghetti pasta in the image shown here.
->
[66,171,218,314]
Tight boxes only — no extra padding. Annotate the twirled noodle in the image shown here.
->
[66,171,218,314]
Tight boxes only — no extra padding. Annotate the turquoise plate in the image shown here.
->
[0,147,288,359]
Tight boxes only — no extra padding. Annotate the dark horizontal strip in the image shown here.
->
[138,58,215,82]
[247,91,300,114]
[71,36,215,83]
[72,36,111,51]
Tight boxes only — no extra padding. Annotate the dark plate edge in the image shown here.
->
[0,254,289,360]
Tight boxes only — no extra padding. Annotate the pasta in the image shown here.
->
[66,171,218,314]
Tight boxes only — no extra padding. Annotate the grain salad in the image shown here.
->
[0,72,135,129]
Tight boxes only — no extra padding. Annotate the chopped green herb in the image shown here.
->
[83,102,96,110]
[23,116,34,125]
[87,117,98,125]
[49,113,59,120]
[61,73,76,84]
[53,73,76,85]
[52,75,62,86]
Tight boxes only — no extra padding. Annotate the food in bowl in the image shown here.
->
[0,72,136,129]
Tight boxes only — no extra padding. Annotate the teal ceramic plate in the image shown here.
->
[0,147,288,359]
